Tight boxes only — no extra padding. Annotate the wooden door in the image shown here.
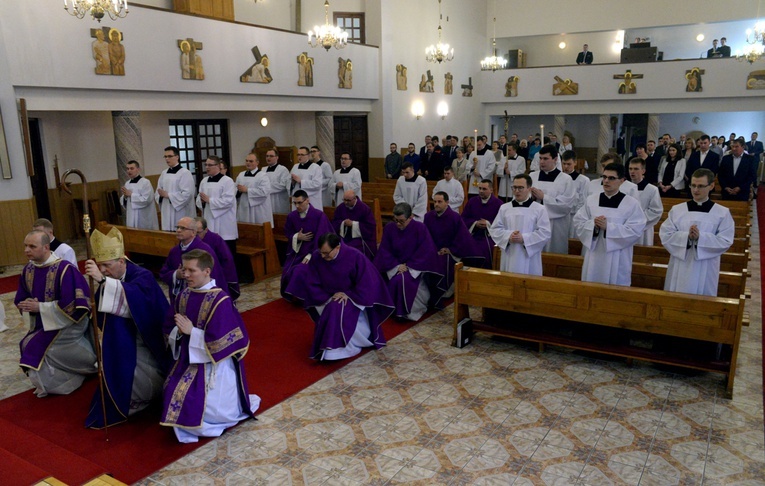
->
[333,116,369,182]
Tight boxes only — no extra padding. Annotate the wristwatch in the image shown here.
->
[99,276,107,284]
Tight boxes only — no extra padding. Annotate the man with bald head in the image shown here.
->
[159,216,228,304]
[331,189,377,260]
[15,230,97,397]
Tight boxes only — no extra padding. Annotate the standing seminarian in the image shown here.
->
[196,155,238,256]
[155,146,196,231]
[311,146,335,207]
[290,146,324,209]
[489,174,551,275]
[330,152,363,205]
[263,148,291,214]
[573,163,646,286]
[121,160,159,230]
[236,152,273,225]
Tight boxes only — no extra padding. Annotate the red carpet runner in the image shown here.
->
[0,297,423,485]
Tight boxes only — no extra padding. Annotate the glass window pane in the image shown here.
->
[169,126,176,136]
[177,126,185,136]
[187,138,194,148]
[186,125,192,134]
[200,138,207,148]
[215,136,222,146]
[178,139,186,149]
[180,151,187,162]
[199,125,206,136]
[353,18,359,27]
[187,162,195,173]
[214,125,221,135]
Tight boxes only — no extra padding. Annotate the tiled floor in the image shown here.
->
[1,230,763,484]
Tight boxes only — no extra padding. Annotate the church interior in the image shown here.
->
[0,0,764,484]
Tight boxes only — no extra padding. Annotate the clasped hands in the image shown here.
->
[174,313,193,335]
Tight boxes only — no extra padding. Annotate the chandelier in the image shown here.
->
[737,43,764,64]
[425,0,454,64]
[745,21,765,45]
[308,1,348,51]
[64,0,128,22]
[481,14,507,71]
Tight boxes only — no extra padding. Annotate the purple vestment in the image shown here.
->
[373,220,444,318]
[86,261,171,428]
[160,288,252,429]
[201,230,240,300]
[159,237,228,304]
[332,199,377,260]
[280,206,335,296]
[461,195,503,268]
[15,259,91,370]
[285,244,393,358]
[424,207,484,291]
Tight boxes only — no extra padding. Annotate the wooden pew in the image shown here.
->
[96,221,278,283]
[661,198,751,217]
[452,263,745,397]
[490,247,747,301]
[363,180,439,218]
[236,222,281,281]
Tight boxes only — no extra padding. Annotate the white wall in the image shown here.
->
[235,0,293,30]
[492,0,760,38]
[496,31,623,67]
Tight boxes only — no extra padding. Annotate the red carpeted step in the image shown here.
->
[0,447,50,486]
[0,273,18,294]
[0,416,105,485]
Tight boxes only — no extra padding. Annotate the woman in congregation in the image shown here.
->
[528,137,542,161]
[683,137,696,161]
[518,139,529,161]
[658,143,686,198]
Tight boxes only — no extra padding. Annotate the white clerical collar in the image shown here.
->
[180,240,194,250]
[31,253,60,267]
[192,279,216,290]
[516,196,532,204]
[299,210,308,219]
[330,246,340,261]
[481,197,491,204]
[694,197,710,205]
[603,191,619,198]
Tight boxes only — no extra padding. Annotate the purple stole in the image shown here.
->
[285,244,393,358]
[332,200,377,260]
[201,230,240,300]
[160,288,251,428]
[15,260,91,370]
[281,206,335,293]
[461,195,503,268]
[424,207,483,290]
[159,237,229,303]
[373,221,444,317]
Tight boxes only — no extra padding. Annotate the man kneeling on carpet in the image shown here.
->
[83,227,171,428]
[160,249,259,443]
[286,233,393,360]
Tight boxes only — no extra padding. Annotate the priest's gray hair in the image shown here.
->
[393,202,412,219]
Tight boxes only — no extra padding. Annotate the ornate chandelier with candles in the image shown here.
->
[308,1,348,51]
[425,0,454,64]
[63,0,129,22]
[737,19,765,64]
[481,15,507,71]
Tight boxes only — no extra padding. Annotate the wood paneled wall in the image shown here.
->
[0,198,37,266]
[48,179,122,242]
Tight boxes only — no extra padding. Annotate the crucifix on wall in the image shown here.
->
[177,38,204,80]
[613,69,643,94]
[500,110,511,138]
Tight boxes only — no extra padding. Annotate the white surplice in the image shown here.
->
[264,164,291,214]
[636,182,663,245]
[196,175,238,240]
[433,178,465,212]
[529,170,575,254]
[235,169,274,225]
[155,166,196,231]
[393,175,428,222]
[496,156,527,199]
[290,163,324,209]
[489,201,551,275]
[330,167,362,206]
[122,177,159,230]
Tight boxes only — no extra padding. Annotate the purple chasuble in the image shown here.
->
[15,259,91,370]
[201,230,240,300]
[461,195,503,268]
[285,244,393,358]
[424,207,483,291]
[332,200,377,260]
[160,288,252,428]
[159,237,229,304]
[373,220,444,317]
[281,206,335,295]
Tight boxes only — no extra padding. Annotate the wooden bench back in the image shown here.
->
[97,222,177,257]
[454,263,743,345]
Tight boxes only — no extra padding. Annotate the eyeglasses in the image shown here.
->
[393,217,408,225]
[163,155,177,158]
[511,186,527,191]
[293,199,308,206]
[601,175,620,181]
[689,184,710,189]
[175,225,194,231]
[205,163,218,167]
[310,149,319,153]
[343,198,355,203]
[298,153,309,157]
